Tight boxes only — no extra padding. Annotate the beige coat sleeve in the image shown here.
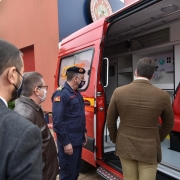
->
[159,92,174,142]
[107,90,119,143]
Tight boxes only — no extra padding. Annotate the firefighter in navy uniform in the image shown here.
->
[52,66,87,180]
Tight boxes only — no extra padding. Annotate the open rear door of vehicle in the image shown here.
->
[98,0,180,180]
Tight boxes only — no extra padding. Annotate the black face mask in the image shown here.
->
[10,71,24,102]
[78,79,86,89]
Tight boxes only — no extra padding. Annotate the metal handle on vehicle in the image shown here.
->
[103,57,109,88]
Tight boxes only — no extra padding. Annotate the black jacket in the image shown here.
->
[0,99,42,180]
[14,96,59,180]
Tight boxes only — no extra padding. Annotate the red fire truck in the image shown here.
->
[53,0,180,179]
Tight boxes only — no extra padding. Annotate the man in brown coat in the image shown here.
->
[107,57,174,180]
[14,72,59,180]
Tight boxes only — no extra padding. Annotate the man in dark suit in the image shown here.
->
[107,57,174,180]
[0,39,42,180]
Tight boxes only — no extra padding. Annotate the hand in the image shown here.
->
[83,132,87,146]
[64,143,73,155]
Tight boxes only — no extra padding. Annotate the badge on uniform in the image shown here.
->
[70,95,76,99]
[56,86,64,91]
[54,96,61,102]
[79,68,83,72]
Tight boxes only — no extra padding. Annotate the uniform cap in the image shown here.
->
[66,66,86,75]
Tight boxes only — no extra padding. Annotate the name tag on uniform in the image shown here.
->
[70,95,76,99]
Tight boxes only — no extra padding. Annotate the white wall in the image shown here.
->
[150,52,174,89]
[132,53,174,89]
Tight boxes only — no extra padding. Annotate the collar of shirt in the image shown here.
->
[65,81,78,94]
[0,96,8,107]
[135,77,149,81]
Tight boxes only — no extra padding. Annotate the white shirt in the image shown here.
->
[135,77,149,81]
[0,96,8,107]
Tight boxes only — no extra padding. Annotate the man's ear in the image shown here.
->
[34,87,40,96]
[7,67,16,84]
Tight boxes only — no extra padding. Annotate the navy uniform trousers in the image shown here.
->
[58,142,82,180]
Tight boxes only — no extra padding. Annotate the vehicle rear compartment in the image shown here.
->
[102,0,180,179]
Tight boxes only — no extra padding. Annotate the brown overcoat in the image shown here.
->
[107,80,174,163]
[14,96,59,180]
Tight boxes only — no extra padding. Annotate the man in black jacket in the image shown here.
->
[0,39,42,180]
[14,72,59,180]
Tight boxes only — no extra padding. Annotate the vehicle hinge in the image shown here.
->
[94,107,97,114]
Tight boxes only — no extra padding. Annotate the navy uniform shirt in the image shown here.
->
[52,82,86,147]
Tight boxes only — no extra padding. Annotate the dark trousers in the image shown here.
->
[58,144,82,180]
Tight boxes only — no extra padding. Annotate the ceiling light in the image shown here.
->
[161,5,178,13]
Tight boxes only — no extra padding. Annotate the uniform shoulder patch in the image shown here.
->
[54,96,61,102]
[56,85,64,91]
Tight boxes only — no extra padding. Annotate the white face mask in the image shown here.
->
[38,88,47,103]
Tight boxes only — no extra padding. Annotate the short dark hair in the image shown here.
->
[67,72,78,81]
[137,57,155,79]
[21,72,43,97]
[0,39,23,75]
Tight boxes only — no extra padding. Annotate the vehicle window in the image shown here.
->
[59,56,74,84]
[59,49,93,90]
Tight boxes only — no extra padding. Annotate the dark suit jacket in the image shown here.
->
[107,80,174,163]
[0,99,42,180]
[14,96,59,180]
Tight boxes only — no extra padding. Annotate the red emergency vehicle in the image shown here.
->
[54,0,180,179]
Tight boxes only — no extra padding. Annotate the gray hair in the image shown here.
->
[137,57,155,79]
[66,72,78,81]
[21,72,43,97]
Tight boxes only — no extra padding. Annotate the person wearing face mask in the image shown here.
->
[52,66,87,180]
[14,72,59,180]
[0,39,42,179]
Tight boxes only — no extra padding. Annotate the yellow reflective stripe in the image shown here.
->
[83,98,94,106]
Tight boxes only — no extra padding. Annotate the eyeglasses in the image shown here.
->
[15,69,23,78]
[37,85,48,90]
